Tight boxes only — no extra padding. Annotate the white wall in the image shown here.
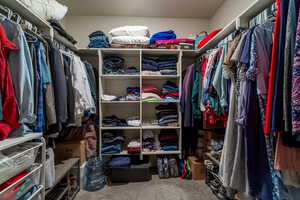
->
[64,16,209,48]
[209,0,255,30]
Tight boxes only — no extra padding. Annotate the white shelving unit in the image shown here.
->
[77,48,191,159]
[0,133,46,200]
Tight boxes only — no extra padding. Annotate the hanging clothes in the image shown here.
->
[0,18,36,126]
[291,4,300,135]
[271,0,290,132]
[47,40,68,133]
[71,55,96,126]
[0,24,21,140]
[33,41,51,132]
[264,0,281,134]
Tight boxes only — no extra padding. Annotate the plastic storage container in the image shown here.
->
[109,161,151,183]
[0,142,41,185]
[0,164,41,200]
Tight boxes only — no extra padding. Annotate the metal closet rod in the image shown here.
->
[199,0,275,54]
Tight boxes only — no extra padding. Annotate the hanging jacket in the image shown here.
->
[0,24,21,140]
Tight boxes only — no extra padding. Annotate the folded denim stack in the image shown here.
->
[161,81,179,102]
[103,56,125,74]
[88,30,110,48]
[142,55,177,75]
[156,55,178,75]
[102,131,125,154]
[142,84,162,102]
[124,66,139,75]
[126,87,140,101]
[142,56,159,72]
[127,140,142,154]
[108,157,131,168]
[155,103,178,126]
[102,115,128,127]
[109,26,150,45]
[159,130,179,151]
[143,130,156,152]
[150,30,176,44]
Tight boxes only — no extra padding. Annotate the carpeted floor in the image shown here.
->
[75,175,217,200]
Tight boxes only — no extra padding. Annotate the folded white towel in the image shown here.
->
[111,36,150,45]
[109,26,150,37]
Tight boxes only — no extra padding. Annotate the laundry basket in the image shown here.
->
[0,142,41,185]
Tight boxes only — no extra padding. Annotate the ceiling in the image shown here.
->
[57,0,225,18]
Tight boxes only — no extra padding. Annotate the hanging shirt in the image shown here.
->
[0,24,21,140]
[292,8,300,135]
[264,0,281,134]
[71,55,96,126]
[1,19,36,125]
[271,0,290,132]
[34,41,51,132]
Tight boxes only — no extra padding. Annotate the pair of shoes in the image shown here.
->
[157,156,179,179]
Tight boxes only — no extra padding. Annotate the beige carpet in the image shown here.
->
[75,175,217,200]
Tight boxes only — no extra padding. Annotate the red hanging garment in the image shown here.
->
[264,0,281,134]
[0,24,21,140]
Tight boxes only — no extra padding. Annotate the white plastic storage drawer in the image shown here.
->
[0,142,41,185]
[0,164,41,200]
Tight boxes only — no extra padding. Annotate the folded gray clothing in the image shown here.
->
[158,115,178,123]
[103,136,125,144]
[159,119,178,125]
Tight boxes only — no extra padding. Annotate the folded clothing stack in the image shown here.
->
[142,55,178,75]
[109,26,150,45]
[143,130,156,152]
[108,156,131,168]
[88,30,110,48]
[102,131,125,154]
[126,87,140,101]
[142,84,162,102]
[127,140,141,154]
[125,66,139,75]
[150,30,176,44]
[101,94,118,101]
[101,87,140,102]
[155,103,178,126]
[127,116,140,127]
[159,130,178,151]
[155,38,195,46]
[161,81,179,101]
[102,115,128,127]
[103,56,125,74]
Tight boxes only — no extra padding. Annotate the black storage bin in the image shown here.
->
[109,161,151,183]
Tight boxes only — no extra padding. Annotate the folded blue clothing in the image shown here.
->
[163,97,179,101]
[88,42,110,48]
[102,143,123,154]
[150,30,176,44]
[142,64,159,71]
[143,61,158,67]
[162,85,179,91]
[157,60,177,66]
[108,156,131,168]
[90,35,109,41]
[159,66,177,70]
[161,145,178,151]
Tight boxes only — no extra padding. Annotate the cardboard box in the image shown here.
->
[55,140,86,165]
[188,156,205,180]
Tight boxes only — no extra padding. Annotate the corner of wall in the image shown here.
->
[208,0,255,32]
